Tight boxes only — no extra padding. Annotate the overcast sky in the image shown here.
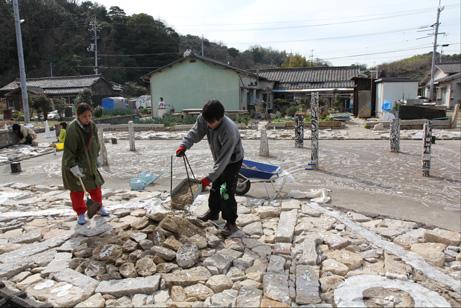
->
[94,0,460,66]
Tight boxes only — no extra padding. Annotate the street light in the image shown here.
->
[440,44,450,63]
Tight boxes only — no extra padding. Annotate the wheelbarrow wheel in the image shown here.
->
[236,174,251,195]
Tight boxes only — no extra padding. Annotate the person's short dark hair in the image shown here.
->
[76,103,92,116]
[60,122,67,129]
[202,100,225,123]
[12,123,20,131]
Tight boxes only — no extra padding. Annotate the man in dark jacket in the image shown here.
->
[176,100,244,236]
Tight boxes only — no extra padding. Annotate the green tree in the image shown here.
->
[124,82,148,97]
[281,54,310,68]
[52,97,66,117]
[31,95,52,120]
[75,89,94,107]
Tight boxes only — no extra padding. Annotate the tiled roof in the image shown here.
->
[435,72,461,84]
[145,52,266,80]
[436,63,461,74]
[274,81,355,91]
[375,77,418,83]
[0,75,103,92]
[256,66,360,91]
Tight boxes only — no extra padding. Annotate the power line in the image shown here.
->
[226,22,458,46]
[98,52,179,57]
[175,3,460,28]
[321,42,460,60]
[193,9,438,32]
[78,65,160,69]
[227,26,423,45]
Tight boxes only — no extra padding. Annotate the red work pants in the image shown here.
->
[70,187,102,215]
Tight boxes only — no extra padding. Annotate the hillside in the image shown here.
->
[0,0,459,88]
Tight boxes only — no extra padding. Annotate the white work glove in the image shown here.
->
[70,165,84,178]
[96,156,102,167]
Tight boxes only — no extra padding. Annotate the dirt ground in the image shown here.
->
[1,137,460,231]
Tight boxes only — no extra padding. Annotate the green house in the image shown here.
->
[144,52,274,117]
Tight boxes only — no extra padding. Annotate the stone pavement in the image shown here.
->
[0,183,460,307]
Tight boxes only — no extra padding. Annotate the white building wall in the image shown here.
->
[376,82,418,115]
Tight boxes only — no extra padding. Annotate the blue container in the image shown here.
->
[130,178,145,191]
[240,159,280,180]
[102,98,115,110]
[382,100,393,112]
[139,171,155,185]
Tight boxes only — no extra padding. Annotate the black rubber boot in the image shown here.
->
[222,222,239,237]
[198,210,219,222]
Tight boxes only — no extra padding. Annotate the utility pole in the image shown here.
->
[429,0,444,102]
[89,17,99,75]
[12,0,30,124]
[201,35,204,56]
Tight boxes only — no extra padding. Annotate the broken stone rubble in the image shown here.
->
[0,184,460,307]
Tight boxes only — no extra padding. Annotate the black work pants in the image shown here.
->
[208,160,242,224]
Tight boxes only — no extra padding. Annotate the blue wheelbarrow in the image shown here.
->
[236,159,285,199]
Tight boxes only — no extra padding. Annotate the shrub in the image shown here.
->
[237,114,250,125]
[94,106,103,118]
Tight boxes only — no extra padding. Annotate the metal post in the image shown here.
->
[390,109,400,153]
[98,128,108,166]
[429,0,443,102]
[259,128,270,157]
[128,121,136,151]
[93,16,98,75]
[12,0,30,124]
[309,92,320,169]
[422,120,432,177]
[295,113,304,148]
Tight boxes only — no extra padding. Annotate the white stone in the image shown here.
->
[321,232,350,250]
[411,243,447,267]
[75,293,105,308]
[295,265,321,305]
[52,268,98,291]
[255,207,281,219]
[95,275,161,296]
[393,228,426,249]
[425,228,461,246]
[306,202,461,293]
[322,259,349,276]
[267,255,286,273]
[43,252,73,274]
[300,235,321,265]
[235,286,262,307]
[237,214,260,227]
[325,250,363,270]
[275,210,297,242]
[16,273,43,290]
[184,283,214,301]
[281,199,301,211]
[263,272,290,304]
[242,221,263,236]
[334,275,451,307]
[210,289,238,307]
[206,275,233,293]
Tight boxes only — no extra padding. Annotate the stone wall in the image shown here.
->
[0,130,18,148]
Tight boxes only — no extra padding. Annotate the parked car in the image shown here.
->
[47,110,59,120]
